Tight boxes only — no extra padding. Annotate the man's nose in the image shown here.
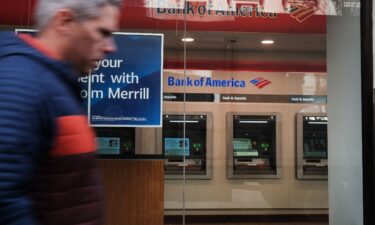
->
[104,38,117,54]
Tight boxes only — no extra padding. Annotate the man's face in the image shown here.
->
[68,5,120,75]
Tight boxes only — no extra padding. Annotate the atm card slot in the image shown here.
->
[168,159,183,163]
[165,164,183,170]
[304,159,327,167]
[303,166,328,175]
[177,161,202,167]
[305,159,321,163]
[236,162,257,166]
[315,164,328,167]
[234,163,271,169]
[165,164,203,171]
[166,161,202,168]
[236,158,253,162]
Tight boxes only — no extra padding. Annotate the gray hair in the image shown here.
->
[35,0,122,30]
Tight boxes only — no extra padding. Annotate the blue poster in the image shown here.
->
[15,30,163,127]
[81,33,164,127]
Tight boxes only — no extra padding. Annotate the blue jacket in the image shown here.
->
[0,32,103,225]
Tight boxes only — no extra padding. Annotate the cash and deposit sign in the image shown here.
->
[81,33,164,127]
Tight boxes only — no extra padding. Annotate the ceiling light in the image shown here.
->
[261,40,274,45]
[182,37,194,42]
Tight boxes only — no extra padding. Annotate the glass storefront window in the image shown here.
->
[165,1,328,224]
[1,0,374,225]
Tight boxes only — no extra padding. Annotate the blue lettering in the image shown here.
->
[187,77,193,86]
[168,76,175,86]
[175,79,183,86]
[205,78,212,86]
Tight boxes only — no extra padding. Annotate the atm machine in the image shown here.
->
[227,113,282,179]
[94,127,135,157]
[156,112,213,179]
[296,113,328,179]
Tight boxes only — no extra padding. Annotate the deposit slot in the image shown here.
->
[296,113,328,179]
[227,113,282,179]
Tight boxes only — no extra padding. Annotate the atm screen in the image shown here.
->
[303,116,328,159]
[97,137,120,154]
[94,127,135,156]
[233,138,258,157]
[164,138,190,156]
[303,138,327,158]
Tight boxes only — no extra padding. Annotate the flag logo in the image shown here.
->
[290,3,318,23]
[250,77,271,89]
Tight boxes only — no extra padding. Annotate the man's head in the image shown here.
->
[34,0,122,75]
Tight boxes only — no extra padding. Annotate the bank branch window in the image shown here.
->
[1,0,370,225]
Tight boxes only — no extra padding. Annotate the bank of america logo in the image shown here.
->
[250,77,271,89]
[290,4,318,23]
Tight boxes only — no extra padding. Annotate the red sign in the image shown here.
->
[0,0,325,34]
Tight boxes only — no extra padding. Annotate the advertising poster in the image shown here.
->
[81,33,164,127]
[15,30,164,127]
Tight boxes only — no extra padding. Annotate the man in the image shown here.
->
[0,1,122,225]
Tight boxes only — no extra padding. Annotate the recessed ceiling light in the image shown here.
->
[261,40,274,45]
[182,37,194,42]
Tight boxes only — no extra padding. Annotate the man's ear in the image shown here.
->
[52,9,76,35]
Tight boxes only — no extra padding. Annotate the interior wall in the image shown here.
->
[163,102,328,212]
[155,70,328,214]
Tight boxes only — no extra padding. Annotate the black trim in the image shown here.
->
[163,93,215,102]
[361,0,375,224]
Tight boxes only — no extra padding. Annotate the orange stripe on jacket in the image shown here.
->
[19,34,62,60]
[51,116,96,156]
